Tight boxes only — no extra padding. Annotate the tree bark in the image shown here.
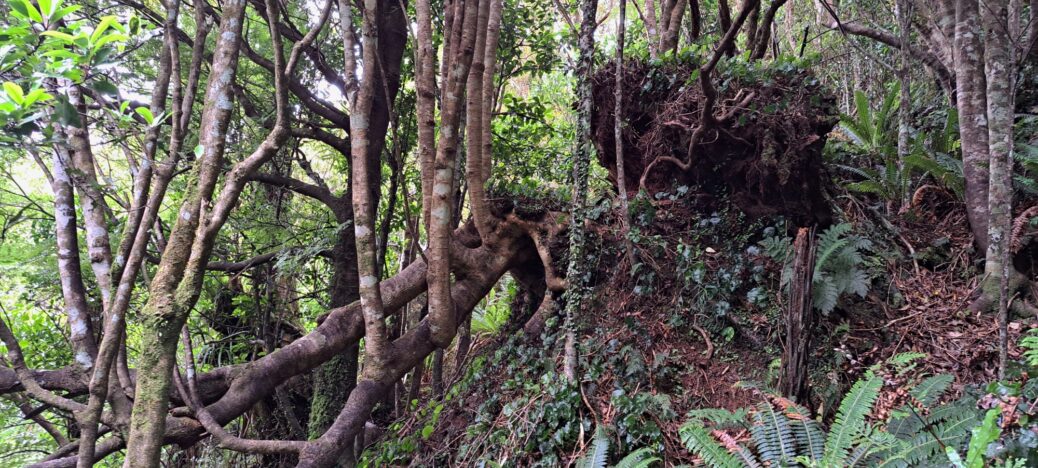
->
[982,1,1014,377]
[954,0,991,249]
[563,0,600,382]
[780,228,815,403]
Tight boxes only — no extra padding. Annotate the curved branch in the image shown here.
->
[826,20,954,94]
[249,173,339,208]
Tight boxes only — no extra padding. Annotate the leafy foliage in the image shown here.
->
[682,372,887,467]
[761,223,873,314]
[677,353,1015,468]
[577,427,611,468]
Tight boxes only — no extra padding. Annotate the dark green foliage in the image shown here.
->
[761,222,873,314]
[576,427,610,468]
[677,354,1015,468]
[682,371,887,467]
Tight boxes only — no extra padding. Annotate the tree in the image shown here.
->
[824,0,1037,317]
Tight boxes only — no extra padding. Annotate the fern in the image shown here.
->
[685,408,749,430]
[960,408,1001,468]
[909,374,954,406]
[679,422,743,468]
[681,369,967,468]
[749,403,796,465]
[614,447,660,468]
[784,403,825,462]
[577,427,610,468]
[885,410,978,466]
[811,223,873,314]
[822,373,883,466]
[1020,329,1038,367]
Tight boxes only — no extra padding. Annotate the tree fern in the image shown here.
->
[821,373,883,466]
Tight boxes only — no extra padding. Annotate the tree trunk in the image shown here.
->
[308,0,407,442]
[563,0,600,382]
[615,0,636,267]
[954,0,991,249]
[982,1,1014,377]
[780,228,815,403]
[896,0,912,211]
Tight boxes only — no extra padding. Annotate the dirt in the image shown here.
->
[590,58,838,227]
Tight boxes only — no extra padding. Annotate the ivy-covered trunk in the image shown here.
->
[563,0,599,381]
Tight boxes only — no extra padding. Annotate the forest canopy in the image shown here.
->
[1,0,1037,466]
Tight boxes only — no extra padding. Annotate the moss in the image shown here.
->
[308,346,358,440]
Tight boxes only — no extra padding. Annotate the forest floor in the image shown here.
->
[370,190,1028,466]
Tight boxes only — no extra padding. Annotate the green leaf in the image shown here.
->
[3,81,24,105]
[21,0,43,22]
[90,79,119,96]
[135,106,154,125]
[9,0,30,18]
[614,448,660,468]
[51,5,79,22]
[680,422,743,468]
[576,427,609,468]
[964,408,1001,468]
[91,33,128,51]
[41,30,77,44]
[54,95,81,126]
[37,0,52,19]
[90,16,119,43]
[22,88,53,106]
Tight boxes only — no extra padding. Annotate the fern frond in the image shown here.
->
[892,412,977,465]
[576,426,610,468]
[909,374,954,407]
[815,225,854,274]
[614,447,661,468]
[686,407,750,431]
[749,403,796,465]
[845,180,888,196]
[886,411,925,440]
[887,352,927,368]
[680,422,743,468]
[822,375,883,466]
[713,430,763,468]
[812,279,839,314]
[837,164,881,182]
[853,91,875,146]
